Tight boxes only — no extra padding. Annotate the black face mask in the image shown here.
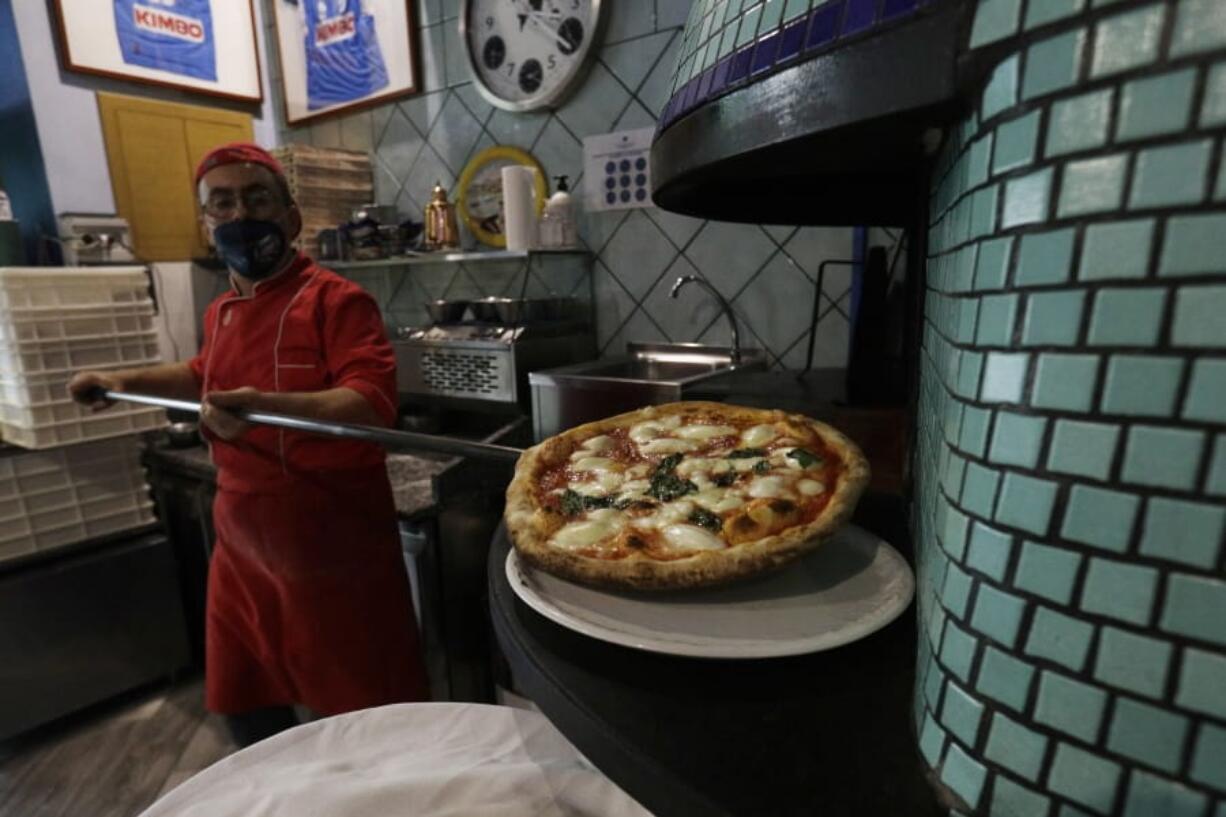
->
[213,219,287,281]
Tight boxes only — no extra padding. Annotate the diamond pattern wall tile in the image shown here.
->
[579,209,631,255]
[592,262,637,352]
[420,23,447,91]
[444,19,468,88]
[339,110,373,152]
[309,118,343,150]
[604,306,671,353]
[640,255,721,343]
[783,227,855,295]
[645,207,705,249]
[453,82,496,125]
[373,156,402,207]
[615,100,659,131]
[428,94,484,175]
[371,102,397,146]
[733,253,817,359]
[379,107,426,186]
[533,118,586,191]
[684,221,777,298]
[638,32,683,116]
[603,30,676,93]
[601,210,678,298]
[484,107,550,148]
[778,311,850,369]
[417,0,443,26]
[607,0,657,43]
[401,90,447,137]
[404,143,455,216]
[557,63,630,140]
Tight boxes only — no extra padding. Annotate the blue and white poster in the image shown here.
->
[273,0,418,124]
[114,0,218,82]
[53,0,261,102]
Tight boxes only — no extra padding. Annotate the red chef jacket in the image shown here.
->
[188,253,428,715]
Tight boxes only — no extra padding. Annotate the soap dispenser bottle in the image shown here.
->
[538,175,578,249]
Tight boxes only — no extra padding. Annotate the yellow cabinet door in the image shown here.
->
[98,92,254,262]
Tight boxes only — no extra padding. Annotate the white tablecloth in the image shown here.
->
[139,703,653,817]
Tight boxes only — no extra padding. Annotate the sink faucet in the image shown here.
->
[669,275,742,365]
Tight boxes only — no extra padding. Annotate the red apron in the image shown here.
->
[188,254,428,715]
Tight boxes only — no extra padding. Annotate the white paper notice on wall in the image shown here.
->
[583,128,655,212]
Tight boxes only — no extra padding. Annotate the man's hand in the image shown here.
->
[67,371,124,412]
[202,387,262,441]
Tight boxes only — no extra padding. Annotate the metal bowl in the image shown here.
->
[492,298,553,324]
[470,296,509,323]
[166,421,200,448]
[424,299,469,324]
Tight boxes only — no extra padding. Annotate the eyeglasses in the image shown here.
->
[201,185,282,220]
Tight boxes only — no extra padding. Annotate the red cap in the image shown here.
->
[194,142,286,186]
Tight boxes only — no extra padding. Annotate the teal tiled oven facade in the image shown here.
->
[652,0,1226,814]
[916,0,1226,813]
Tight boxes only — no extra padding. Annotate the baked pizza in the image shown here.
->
[505,401,870,590]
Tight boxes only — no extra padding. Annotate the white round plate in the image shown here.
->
[505,524,915,659]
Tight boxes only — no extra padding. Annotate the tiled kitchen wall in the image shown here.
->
[914,0,1226,815]
[271,0,856,369]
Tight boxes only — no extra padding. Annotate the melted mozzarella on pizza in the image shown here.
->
[552,509,627,550]
[543,412,839,558]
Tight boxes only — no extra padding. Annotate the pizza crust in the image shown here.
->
[504,401,871,591]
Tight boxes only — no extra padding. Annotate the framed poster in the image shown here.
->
[51,0,262,103]
[271,0,420,126]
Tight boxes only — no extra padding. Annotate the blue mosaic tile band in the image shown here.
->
[658,0,933,130]
[914,1,1226,815]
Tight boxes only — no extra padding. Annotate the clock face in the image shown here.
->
[462,0,606,111]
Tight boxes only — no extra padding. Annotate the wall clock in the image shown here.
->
[457,145,548,247]
[460,0,609,112]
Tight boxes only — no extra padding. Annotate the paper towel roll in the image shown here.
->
[501,166,538,251]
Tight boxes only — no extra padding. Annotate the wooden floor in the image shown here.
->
[0,677,236,817]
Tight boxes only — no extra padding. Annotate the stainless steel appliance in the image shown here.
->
[528,341,769,441]
[394,321,595,410]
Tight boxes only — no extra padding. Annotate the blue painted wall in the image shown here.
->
[0,0,56,263]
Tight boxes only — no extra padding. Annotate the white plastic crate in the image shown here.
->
[0,360,157,409]
[0,436,156,563]
[0,395,163,427]
[0,267,150,310]
[0,303,156,343]
[0,331,160,375]
[0,408,165,449]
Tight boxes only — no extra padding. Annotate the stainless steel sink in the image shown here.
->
[528,342,768,440]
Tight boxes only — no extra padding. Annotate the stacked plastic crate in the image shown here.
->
[0,267,165,562]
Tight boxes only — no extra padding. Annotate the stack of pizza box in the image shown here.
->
[271,144,374,259]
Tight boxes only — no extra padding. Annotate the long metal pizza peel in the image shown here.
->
[90,389,526,464]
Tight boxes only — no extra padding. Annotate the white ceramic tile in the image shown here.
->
[444,17,469,88]
[373,155,402,206]
[645,206,705,249]
[428,93,484,175]
[733,252,816,359]
[556,62,631,139]
[404,143,456,215]
[640,255,724,342]
[637,31,683,116]
[486,107,551,147]
[453,82,496,125]
[600,210,679,298]
[601,30,677,93]
[607,0,658,43]
[592,262,639,350]
[400,90,448,136]
[614,100,660,131]
[684,220,776,298]
[531,118,585,201]
[377,107,426,185]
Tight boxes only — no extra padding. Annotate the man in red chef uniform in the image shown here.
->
[69,143,428,746]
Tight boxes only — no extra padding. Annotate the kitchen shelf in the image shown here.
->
[328,248,589,270]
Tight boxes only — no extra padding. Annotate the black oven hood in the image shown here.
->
[650,1,977,226]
